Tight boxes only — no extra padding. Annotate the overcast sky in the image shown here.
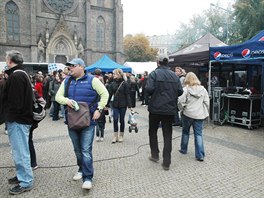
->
[122,0,234,36]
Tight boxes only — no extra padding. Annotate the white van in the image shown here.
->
[0,62,66,75]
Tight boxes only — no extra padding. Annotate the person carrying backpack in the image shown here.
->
[3,50,34,195]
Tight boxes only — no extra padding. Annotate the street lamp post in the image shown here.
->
[210,3,230,44]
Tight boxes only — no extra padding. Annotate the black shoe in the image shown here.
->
[9,185,33,195]
[148,156,159,162]
[196,158,204,162]
[162,163,170,171]
[8,176,19,184]
[178,150,187,154]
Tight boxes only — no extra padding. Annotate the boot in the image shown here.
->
[112,132,118,143]
[118,132,124,143]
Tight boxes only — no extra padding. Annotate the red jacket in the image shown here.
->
[34,82,43,97]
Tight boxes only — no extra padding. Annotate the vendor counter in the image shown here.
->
[212,88,262,129]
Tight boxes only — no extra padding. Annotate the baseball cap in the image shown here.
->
[66,58,86,67]
[157,54,169,62]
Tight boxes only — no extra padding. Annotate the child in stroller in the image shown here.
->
[128,110,139,133]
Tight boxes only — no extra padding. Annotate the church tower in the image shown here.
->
[0,0,124,66]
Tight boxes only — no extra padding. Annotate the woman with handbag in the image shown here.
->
[177,72,209,161]
[107,69,132,143]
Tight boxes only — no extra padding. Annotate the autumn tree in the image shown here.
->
[123,34,158,62]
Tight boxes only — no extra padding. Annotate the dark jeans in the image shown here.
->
[173,109,181,125]
[52,101,60,120]
[130,91,136,108]
[141,91,149,105]
[29,126,37,167]
[96,122,105,137]
[113,107,127,132]
[148,113,173,167]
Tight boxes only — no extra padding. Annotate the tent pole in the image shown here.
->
[208,61,212,97]
[207,61,212,127]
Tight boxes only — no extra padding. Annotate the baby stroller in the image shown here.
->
[128,110,139,133]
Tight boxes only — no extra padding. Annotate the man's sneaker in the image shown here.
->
[162,163,170,171]
[73,172,82,180]
[100,137,104,142]
[148,156,159,162]
[96,137,100,142]
[4,130,8,135]
[32,165,39,170]
[9,185,33,195]
[82,180,92,190]
[8,176,19,184]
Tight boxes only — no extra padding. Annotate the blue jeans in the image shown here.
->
[113,107,127,132]
[180,114,205,159]
[68,125,95,182]
[7,122,33,188]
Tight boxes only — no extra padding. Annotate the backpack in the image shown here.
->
[14,70,46,122]
[32,89,46,122]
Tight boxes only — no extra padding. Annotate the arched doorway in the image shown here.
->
[55,55,67,64]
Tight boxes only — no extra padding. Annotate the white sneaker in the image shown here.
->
[82,180,92,189]
[100,137,104,142]
[73,172,82,180]
[96,137,100,142]
[4,130,8,135]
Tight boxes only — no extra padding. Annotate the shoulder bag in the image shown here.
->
[65,77,98,130]
[111,81,124,101]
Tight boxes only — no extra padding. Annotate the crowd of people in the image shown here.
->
[0,51,209,195]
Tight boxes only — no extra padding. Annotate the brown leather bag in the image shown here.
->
[67,102,90,130]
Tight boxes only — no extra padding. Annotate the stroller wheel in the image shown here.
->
[129,126,132,133]
[135,127,138,133]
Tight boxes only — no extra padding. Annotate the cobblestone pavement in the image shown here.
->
[0,102,263,198]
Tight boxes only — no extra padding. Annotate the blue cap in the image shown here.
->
[66,58,86,67]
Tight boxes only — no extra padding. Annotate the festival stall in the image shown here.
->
[169,33,227,88]
[169,33,227,66]
[85,55,131,73]
[209,30,264,129]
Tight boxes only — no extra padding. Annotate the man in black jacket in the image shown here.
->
[4,50,34,195]
[145,54,183,170]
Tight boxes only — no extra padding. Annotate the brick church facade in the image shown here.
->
[0,0,124,65]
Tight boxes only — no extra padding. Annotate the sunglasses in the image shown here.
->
[69,64,79,68]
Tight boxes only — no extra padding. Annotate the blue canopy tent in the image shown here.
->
[209,30,264,116]
[85,55,132,73]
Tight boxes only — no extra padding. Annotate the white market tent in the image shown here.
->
[124,62,157,75]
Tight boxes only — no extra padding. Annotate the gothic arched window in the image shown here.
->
[96,16,105,49]
[6,1,20,41]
